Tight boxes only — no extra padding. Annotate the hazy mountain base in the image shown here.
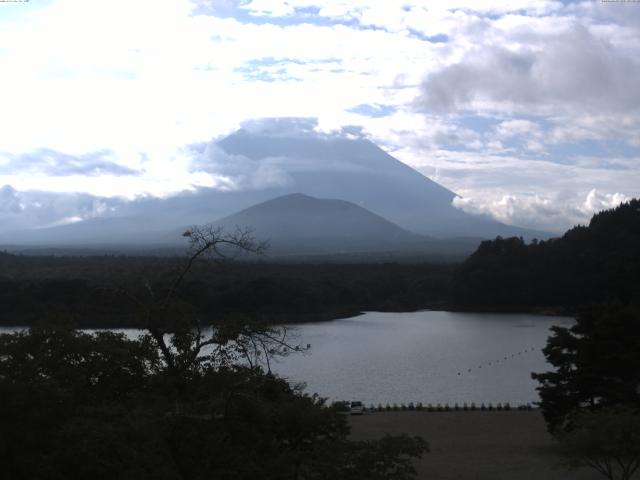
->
[0,193,485,259]
[216,130,551,239]
[0,131,552,247]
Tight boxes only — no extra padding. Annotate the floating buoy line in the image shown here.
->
[456,346,539,376]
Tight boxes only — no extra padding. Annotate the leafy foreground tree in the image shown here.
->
[558,408,640,480]
[533,305,640,480]
[0,226,427,480]
[532,305,640,433]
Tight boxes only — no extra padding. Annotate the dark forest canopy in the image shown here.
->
[452,199,640,310]
[0,322,428,479]
[532,304,640,433]
[1,226,429,480]
[0,259,453,328]
[2,199,639,327]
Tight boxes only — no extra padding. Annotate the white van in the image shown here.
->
[350,401,364,415]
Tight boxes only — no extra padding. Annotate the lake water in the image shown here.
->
[271,311,571,406]
[0,310,571,406]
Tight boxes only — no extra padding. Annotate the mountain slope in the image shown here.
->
[216,129,549,239]
[0,216,172,246]
[0,129,552,249]
[211,193,431,255]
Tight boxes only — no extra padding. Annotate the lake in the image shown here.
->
[270,311,571,406]
[0,310,571,406]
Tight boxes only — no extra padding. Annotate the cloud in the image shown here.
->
[493,119,546,153]
[416,24,640,117]
[239,117,320,137]
[233,1,564,27]
[388,140,640,232]
[0,149,140,177]
[0,185,121,232]
[347,103,398,118]
[452,189,630,233]
[186,118,394,191]
[0,0,637,233]
[0,185,23,214]
[582,188,629,214]
[188,143,292,191]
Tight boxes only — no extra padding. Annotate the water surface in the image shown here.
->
[270,311,570,406]
[0,311,571,406]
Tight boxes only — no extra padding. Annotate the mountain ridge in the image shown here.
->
[216,130,551,240]
[209,193,431,255]
[0,130,552,250]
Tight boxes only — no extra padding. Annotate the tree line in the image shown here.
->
[0,226,428,479]
[466,200,640,480]
[0,255,453,328]
[452,199,640,310]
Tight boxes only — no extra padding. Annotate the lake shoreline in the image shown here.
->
[0,304,574,329]
[2,311,567,406]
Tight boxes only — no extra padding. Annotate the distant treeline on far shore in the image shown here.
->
[1,199,638,327]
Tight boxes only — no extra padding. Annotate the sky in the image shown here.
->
[0,0,639,232]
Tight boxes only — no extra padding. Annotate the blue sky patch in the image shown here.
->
[347,104,398,118]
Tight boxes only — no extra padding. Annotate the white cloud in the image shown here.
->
[452,189,630,233]
[416,24,640,117]
[0,0,638,232]
[414,16,640,153]
[0,184,121,231]
[582,189,629,215]
[192,143,293,190]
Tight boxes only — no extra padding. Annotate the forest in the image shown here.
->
[453,199,640,311]
[2,200,640,328]
[1,201,640,479]
[0,254,453,328]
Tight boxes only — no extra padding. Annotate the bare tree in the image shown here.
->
[127,224,305,375]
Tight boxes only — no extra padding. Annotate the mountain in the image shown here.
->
[214,129,550,239]
[210,193,430,255]
[0,216,172,247]
[0,128,551,250]
[109,129,549,241]
[452,199,640,309]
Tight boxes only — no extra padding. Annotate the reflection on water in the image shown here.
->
[0,310,571,405]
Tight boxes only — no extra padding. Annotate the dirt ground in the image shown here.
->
[349,410,602,480]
